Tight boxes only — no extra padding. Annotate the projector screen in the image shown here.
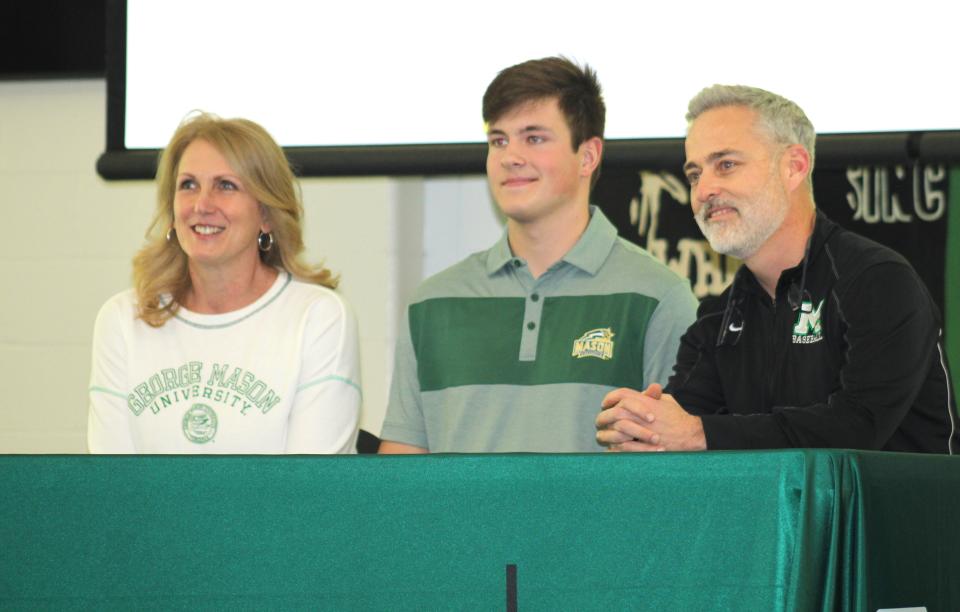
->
[98,0,959,179]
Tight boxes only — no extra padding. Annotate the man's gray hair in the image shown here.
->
[686,85,816,186]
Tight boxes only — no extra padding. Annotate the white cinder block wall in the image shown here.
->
[0,79,503,452]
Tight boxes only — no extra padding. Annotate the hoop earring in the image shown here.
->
[166,227,176,242]
[258,231,274,252]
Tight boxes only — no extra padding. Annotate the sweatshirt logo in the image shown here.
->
[572,328,615,360]
[182,403,218,444]
[792,299,824,344]
[127,362,282,417]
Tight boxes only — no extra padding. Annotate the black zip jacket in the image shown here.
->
[666,211,958,454]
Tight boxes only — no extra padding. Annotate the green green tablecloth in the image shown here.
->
[1,450,957,610]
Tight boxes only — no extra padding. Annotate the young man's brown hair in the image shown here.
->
[482,56,605,187]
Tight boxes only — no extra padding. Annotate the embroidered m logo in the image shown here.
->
[792,299,825,344]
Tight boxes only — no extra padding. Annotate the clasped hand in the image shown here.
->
[595,384,707,452]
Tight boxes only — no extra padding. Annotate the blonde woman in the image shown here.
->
[88,113,360,453]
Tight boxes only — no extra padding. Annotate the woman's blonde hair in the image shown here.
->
[133,112,336,327]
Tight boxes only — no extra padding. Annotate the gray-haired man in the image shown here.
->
[597,84,958,454]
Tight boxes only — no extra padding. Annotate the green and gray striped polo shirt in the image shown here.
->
[381,207,698,452]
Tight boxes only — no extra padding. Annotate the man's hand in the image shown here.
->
[595,384,707,452]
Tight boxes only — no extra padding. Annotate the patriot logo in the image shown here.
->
[572,328,615,360]
[792,299,825,344]
[182,403,218,444]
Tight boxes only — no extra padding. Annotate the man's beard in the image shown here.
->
[695,185,790,260]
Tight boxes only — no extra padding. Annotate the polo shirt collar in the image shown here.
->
[485,229,516,275]
[484,205,618,276]
[562,206,618,275]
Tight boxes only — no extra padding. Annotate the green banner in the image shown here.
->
[948,167,960,394]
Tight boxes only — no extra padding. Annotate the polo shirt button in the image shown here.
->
[527,321,536,330]
[531,293,540,302]
[513,260,523,267]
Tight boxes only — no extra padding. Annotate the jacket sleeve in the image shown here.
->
[698,262,941,450]
[665,296,729,416]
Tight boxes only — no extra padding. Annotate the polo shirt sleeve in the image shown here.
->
[642,280,699,387]
[380,304,430,449]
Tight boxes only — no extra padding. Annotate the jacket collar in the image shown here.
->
[735,208,840,298]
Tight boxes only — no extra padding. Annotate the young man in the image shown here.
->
[379,57,697,453]
[596,85,958,454]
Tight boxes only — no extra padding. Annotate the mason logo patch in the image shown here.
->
[792,299,825,345]
[572,328,615,360]
[182,403,218,444]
